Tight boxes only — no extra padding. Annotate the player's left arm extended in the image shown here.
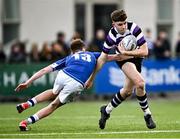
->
[118,42,148,57]
[15,66,53,92]
[107,54,133,61]
[85,52,107,89]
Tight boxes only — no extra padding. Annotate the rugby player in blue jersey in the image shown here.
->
[15,39,131,131]
[86,9,156,129]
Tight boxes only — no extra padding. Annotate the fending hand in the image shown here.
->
[118,42,126,55]
[15,83,29,92]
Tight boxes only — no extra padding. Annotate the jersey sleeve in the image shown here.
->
[102,29,116,54]
[92,52,101,59]
[130,23,146,46]
[50,57,66,71]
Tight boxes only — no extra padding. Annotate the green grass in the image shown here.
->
[0,99,180,138]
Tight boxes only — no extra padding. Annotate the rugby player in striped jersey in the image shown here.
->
[85,9,156,129]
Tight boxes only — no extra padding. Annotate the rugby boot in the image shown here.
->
[19,120,29,131]
[144,114,156,129]
[16,103,29,113]
[99,105,110,129]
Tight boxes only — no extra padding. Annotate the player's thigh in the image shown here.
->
[52,71,65,94]
[122,62,144,85]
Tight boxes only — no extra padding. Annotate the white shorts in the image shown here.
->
[53,70,84,104]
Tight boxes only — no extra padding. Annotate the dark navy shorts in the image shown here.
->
[116,58,143,73]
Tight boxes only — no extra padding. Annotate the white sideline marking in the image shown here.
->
[0,130,180,136]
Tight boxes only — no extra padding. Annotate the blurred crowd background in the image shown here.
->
[0,0,180,63]
[0,29,180,64]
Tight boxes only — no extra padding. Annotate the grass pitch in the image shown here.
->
[0,99,180,138]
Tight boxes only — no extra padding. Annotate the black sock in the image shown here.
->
[111,92,125,108]
[136,94,149,111]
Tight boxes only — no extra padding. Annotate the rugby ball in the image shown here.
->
[121,35,137,51]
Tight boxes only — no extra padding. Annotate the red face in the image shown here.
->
[112,21,127,34]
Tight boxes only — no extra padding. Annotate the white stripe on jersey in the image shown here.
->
[51,63,58,69]
[104,42,113,49]
[136,32,144,40]
[130,23,137,34]
[116,30,131,38]
[114,27,119,33]
[109,31,116,42]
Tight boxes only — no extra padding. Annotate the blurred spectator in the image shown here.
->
[56,31,70,56]
[144,28,154,58]
[39,42,52,62]
[29,43,40,62]
[51,42,65,61]
[9,41,27,63]
[175,32,180,58]
[71,31,82,40]
[0,43,6,63]
[87,29,105,52]
[154,30,171,98]
[153,30,171,60]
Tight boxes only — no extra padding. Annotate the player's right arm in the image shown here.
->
[15,66,53,92]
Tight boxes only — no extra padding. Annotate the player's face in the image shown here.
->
[113,21,127,34]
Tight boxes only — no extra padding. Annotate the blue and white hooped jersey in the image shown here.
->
[50,51,100,86]
[103,22,146,54]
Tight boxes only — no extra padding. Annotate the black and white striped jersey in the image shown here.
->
[102,22,146,54]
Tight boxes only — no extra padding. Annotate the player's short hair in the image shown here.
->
[111,9,127,22]
[70,39,85,53]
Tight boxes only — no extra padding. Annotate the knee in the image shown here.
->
[135,79,145,90]
[122,88,133,98]
[49,102,60,110]
[125,92,132,98]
